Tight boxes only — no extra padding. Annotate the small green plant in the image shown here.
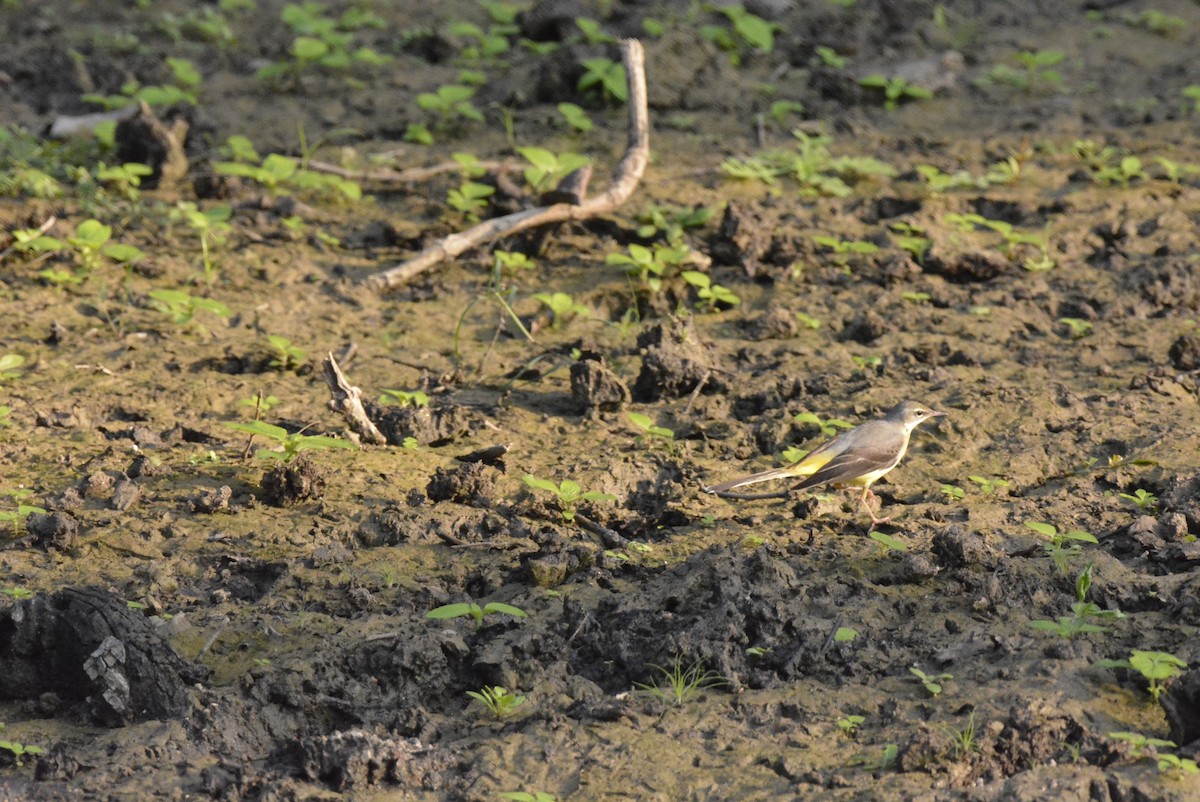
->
[256,2,389,86]
[266,335,306,371]
[850,743,899,772]
[574,16,615,45]
[0,739,44,767]
[627,412,675,452]
[946,713,979,759]
[940,483,965,501]
[378,389,429,407]
[634,204,712,243]
[0,406,11,428]
[82,56,202,108]
[634,655,728,707]
[815,46,846,68]
[1058,317,1094,340]
[214,152,361,201]
[701,4,779,65]
[981,50,1065,93]
[1,587,32,600]
[722,131,896,197]
[1157,753,1200,778]
[578,57,627,103]
[909,666,951,697]
[418,84,485,130]
[1119,488,1158,512]
[834,627,858,642]
[493,250,536,276]
[148,289,231,327]
[967,475,1009,495]
[837,714,864,737]
[1183,85,1200,114]
[223,420,355,461]
[1024,521,1098,572]
[681,271,740,311]
[1108,730,1177,757]
[1097,650,1187,702]
[466,685,526,719]
[1124,9,1186,36]
[795,311,821,330]
[0,354,25,382]
[239,392,281,413]
[522,474,615,521]
[169,202,232,286]
[794,411,853,437]
[869,530,907,552]
[813,235,880,267]
[0,490,45,535]
[557,102,593,133]
[1029,563,1124,638]
[859,74,934,110]
[498,792,557,802]
[533,292,588,328]
[518,147,590,195]
[446,179,494,220]
[15,218,144,285]
[902,291,931,303]
[424,600,528,628]
[606,243,691,293]
[95,162,154,200]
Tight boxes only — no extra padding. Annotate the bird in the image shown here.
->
[706,400,945,528]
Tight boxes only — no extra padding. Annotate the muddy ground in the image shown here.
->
[2,0,1200,800]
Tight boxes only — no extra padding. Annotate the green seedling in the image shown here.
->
[0,407,11,428]
[0,490,45,535]
[1154,157,1200,182]
[578,57,627,103]
[1157,754,1200,778]
[1058,317,1093,340]
[95,162,153,200]
[16,218,143,285]
[1096,650,1187,702]
[701,4,779,65]
[1025,521,1098,572]
[837,714,864,737]
[795,311,821,330]
[834,627,858,642]
[902,291,931,303]
[627,412,675,452]
[859,74,934,109]
[466,685,526,719]
[606,243,691,293]
[148,289,231,326]
[1183,85,1200,114]
[967,475,1009,495]
[870,530,907,552]
[1029,563,1124,637]
[981,50,1065,93]
[681,271,740,311]
[916,163,988,192]
[890,223,932,263]
[446,180,494,220]
[533,292,588,328]
[910,666,951,697]
[722,131,895,197]
[779,446,810,465]
[852,354,883,370]
[424,600,528,629]
[1124,9,1185,36]
[815,46,846,68]
[940,484,965,501]
[170,202,232,286]
[449,21,512,60]
[491,250,536,280]
[946,713,979,759]
[767,100,805,126]
[518,147,590,195]
[378,389,429,407]
[82,56,201,108]
[574,16,615,45]
[522,474,615,522]
[223,420,355,462]
[266,335,306,371]
[418,84,485,129]
[634,656,728,708]
[1,587,32,600]
[256,2,389,86]
[746,646,771,657]
[0,354,25,382]
[0,740,44,767]
[635,204,712,244]
[1108,730,1177,757]
[1119,488,1158,512]
[499,792,557,802]
[794,411,853,438]
[812,235,880,266]
[557,102,593,133]
[850,743,899,772]
[239,393,281,412]
[215,152,361,201]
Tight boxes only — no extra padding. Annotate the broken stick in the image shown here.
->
[364,38,649,292]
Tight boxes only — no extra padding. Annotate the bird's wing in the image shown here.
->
[790,423,904,490]
[706,426,852,492]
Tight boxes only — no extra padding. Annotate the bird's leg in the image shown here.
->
[860,487,892,530]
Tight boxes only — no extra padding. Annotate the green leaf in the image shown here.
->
[224,420,289,442]
[481,602,528,618]
[425,602,478,620]
[101,243,143,263]
[522,474,560,494]
[1024,521,1058,538]
[869,531,907,551]
[834,626,858,642]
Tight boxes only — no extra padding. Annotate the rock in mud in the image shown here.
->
[709,202,773,276]
[426,461,498,507]
[570,353,630,415]
[367,401,476,447]
[931,525,994,569]
[1162,668,1200,747]
[1169,333,1200,371]
[746,304,800,340]
[188,484,232,513]
[633,318,716,401]
[0,587,196,726]
[296,728,434,792]
[260,454,325,506]
[26,510,79,551]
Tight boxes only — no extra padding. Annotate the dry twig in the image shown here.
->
[365,39,650,292]
[321,352,388,445]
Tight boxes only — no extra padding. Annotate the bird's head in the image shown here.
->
[887,400,946,432]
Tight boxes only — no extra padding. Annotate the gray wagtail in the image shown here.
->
[706,400,945,527]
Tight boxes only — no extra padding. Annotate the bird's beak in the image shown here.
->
[929,409,947,418]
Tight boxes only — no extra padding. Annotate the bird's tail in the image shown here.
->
[706,464,809,494]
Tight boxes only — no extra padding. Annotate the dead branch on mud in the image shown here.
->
[364,39,649,292]
[321,352,388,445]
